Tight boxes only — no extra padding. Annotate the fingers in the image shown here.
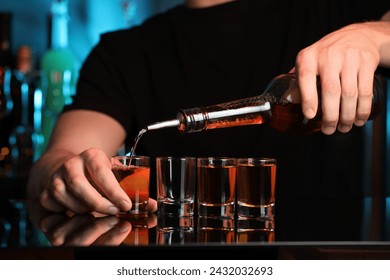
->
[338,67,358,133]
[44,164,119,215]
[38,148,157,216]
[296,45,343,135]
[296,49,319,120]
[39,189,68,213]
[318,67,375,134]
[295,27,380,135]
[39,148,133,215]
[319,71,341,135]
[147,198,158,213]
[42,175,92,214]
[60,154,122,215]
[355,69,375,126]
[81,149,132,212]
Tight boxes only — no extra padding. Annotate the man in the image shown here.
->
[28,0,390,215]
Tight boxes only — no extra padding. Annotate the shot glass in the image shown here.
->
[156,156,196,217]
[197,157,237,218]
[236,158,276,219]
[111,155,150,217]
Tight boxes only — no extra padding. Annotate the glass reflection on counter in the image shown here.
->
[236,218,275,243]
[156,215,195,245]
[197,217,235,244]
[32,208,157,247]
[3,199,277,248]
[121,216,153,246]
[2,197,390,250]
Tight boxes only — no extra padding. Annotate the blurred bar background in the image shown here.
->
[0,0,183,182]
[0,0,388,202]
[0,0,183,71]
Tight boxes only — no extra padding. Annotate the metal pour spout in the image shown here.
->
[146,119,180,131]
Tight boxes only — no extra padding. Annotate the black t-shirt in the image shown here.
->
[64,0,389,199]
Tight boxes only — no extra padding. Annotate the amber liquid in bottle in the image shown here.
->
[269,103,323,134]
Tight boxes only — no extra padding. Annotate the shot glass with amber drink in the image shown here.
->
[111,155,150,217]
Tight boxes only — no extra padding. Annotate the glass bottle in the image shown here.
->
[0,12,13,177]
[145,73,385,135]
[8,46,40,177]
[40,0,77,151]
[0,12,13,121]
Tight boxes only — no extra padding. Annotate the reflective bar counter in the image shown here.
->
[1,181,390,260]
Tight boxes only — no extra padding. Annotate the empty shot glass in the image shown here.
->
[236,158,276,219]
[111,155,150,217]
[156,156,196,216]
[197,157,237,218]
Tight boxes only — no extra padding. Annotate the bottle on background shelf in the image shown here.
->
[40,0,77,152]
[0,12,13,177]
[8,45,41,177]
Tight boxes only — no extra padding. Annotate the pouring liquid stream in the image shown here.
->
[127,128,147,164]
[126,119,180,163]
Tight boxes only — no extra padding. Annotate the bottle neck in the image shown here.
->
[50,1,69,49]
[178,102,271,133]
[51,14,69,49]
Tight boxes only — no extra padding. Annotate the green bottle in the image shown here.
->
[40,0,76,152]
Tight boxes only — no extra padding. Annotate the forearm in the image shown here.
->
[46,110,126,157]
